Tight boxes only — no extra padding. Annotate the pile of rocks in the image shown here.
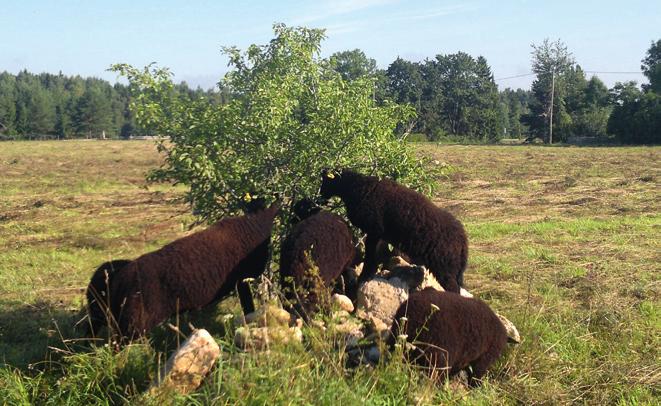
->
[151,257,520,394]
[233,305,303,351]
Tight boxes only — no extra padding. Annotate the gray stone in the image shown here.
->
[151,329,220,395]
[355,277,409,328]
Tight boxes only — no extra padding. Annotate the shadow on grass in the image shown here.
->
[0,299,83,369]
[0,298,234,371]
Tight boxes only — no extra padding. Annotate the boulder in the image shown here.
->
[151,329,220,395]
[355,277,409,328]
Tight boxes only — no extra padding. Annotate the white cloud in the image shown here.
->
[293,0,397,25]
[324,21,366,35]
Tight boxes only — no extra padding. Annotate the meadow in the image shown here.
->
[0,140,658,404]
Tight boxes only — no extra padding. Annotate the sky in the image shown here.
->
[1,0,658,90]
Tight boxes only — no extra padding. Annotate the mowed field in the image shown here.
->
[0,140,659,404]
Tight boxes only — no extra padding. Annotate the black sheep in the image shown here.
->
[279,199,358,319]
[320,169,467,293]
[86,259,132,336]
[389,288,507,386]
[88,202,279,339]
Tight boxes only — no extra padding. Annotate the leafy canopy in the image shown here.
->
[112,24,435,224]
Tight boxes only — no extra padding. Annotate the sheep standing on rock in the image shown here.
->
[319,169,467,293]
[87,201,279,339]
[279,199,358,319]
[389,288,507,386]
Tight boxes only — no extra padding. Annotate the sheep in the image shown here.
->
[279,199,358,319]
[88,201,279,339]
[319,169,467,293]
[389,287,507,386]
[86,259,132,336]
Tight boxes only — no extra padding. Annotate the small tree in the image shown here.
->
[112,24,436,225]
[526,39,575,143]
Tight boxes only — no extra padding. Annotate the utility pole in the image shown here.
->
[549,67,555,144]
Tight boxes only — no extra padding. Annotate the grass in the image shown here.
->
[0,140,659,404]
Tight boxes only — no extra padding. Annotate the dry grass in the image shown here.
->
[0,141,659,404]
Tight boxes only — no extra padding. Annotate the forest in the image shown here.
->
[0,39,659,144]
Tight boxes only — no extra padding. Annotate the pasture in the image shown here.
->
[0,140,658,404]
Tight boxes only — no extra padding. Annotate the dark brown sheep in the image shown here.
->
[389,288,507,386]
[279,199,358,319]
[95,202,279,339]
[86,259,132,336]
[319,169,467,293]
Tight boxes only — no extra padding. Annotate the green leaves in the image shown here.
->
[114,24,435,225]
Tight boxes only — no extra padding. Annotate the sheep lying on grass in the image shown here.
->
[320,169,468,293]
[86,201,279,339]
[279,199,358,320]
[388,288,507,386]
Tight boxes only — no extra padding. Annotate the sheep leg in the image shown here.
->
[358,234,380,284]
[237,280,255,316]
[435,271,460,293]
[339,267,359,301]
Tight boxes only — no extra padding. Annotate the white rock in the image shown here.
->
[151,329,220,395]
[459,288,473,298]
[331,293,355,313]
[243,305,294,328]
[234,325,303,351]
[497,313,521,344]
[355,277,409,328]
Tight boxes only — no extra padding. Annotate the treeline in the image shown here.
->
[329,38,660,144]
[0,70,223,140]
[1,38,659,144]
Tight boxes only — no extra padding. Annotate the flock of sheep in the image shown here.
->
[85,169,511,387]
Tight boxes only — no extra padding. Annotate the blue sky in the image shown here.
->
[1,0,658,90]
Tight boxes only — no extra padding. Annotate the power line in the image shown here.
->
[495,70,644,81]
[494,73,535,81]
[583,70,644,74]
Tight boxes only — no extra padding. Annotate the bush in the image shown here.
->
[608,92,661,144]
[112,24,437,225]
[405,133,429,142]
[571,107,611,138]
